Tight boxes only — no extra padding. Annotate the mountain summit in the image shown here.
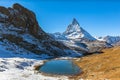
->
[64,18,81,34]
[72,18,80,25]
[64,18,96,41]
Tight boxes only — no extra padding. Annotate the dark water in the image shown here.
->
[39,60,81,75]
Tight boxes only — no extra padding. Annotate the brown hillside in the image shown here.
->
[73,46,120,80]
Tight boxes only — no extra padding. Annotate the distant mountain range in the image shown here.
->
[96,36,120,46]
[0,3,119,57]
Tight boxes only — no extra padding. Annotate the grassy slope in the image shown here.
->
[73,46,120,80]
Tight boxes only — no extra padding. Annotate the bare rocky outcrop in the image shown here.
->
[0,3,46,38]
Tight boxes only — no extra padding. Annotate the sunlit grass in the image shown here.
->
[73,46,120,79]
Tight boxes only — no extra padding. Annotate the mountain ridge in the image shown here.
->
[0,3,83,57]
[96,35,120,46]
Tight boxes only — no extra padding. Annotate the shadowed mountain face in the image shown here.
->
[0,3,79,57]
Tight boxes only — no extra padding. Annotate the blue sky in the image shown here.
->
[0,0,120,36]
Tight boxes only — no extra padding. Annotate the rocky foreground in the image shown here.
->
[73,46,120,80]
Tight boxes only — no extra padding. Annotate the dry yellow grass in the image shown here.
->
[73,46,120,80]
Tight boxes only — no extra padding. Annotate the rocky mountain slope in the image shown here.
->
[0,3,81,57]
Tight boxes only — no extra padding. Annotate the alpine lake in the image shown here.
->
[38,59,82,76]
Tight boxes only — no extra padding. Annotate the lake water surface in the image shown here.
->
[39,60,81,75]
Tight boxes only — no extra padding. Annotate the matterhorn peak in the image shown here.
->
[72,18,80,25]
[63,18,96,41]
[64,18,84,35]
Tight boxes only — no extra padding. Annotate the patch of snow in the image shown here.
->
[61,40,88,52]
[0,42,70,80]
[0,12,8,18]
[9,9,19,15]
[0,57,69,80]
[65,24,80,34]
[95,36,105,41]
[0,24,19,36]
[0,39,31,55]
[49,32,67,40]
[21,34,37,44]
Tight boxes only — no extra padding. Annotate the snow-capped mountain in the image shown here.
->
[51,18,113,53]
[104,36,120,45]
[64,18,96,41]
[96,36,120,46]
[95,36,105,41]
